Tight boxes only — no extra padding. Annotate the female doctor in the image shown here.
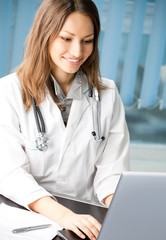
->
[0,0,130,239]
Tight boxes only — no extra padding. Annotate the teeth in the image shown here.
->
[66,58,80,62]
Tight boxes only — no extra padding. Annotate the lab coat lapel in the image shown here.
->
[60,94,89,158]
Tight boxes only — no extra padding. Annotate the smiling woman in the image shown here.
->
[17,0,101,111]
[0,0,130,240]
[49,12,94,94]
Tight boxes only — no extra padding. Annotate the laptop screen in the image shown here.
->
[98,171,166,240]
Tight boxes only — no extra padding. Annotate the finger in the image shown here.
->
[81,218,99,238]
[85,215,101,231]
[75,222,96,240]
[70,225,86,239]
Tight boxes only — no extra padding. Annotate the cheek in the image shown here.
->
[84,45,94,59]
[49,41,66,60]
[49,45,57,62]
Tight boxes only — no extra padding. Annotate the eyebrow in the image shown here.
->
[60,31,94,38]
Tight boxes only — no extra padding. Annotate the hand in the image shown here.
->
[61,211,101,240]
[29,196,101,240]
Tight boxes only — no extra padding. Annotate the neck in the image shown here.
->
[52,71,76,95]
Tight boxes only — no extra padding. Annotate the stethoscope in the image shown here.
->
[32,87,105,151]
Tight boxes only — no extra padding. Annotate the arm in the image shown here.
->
[0,127,101,240]
[103,194,114,207]
[94,81,130,204]
[29,196,101,240]
[0,119,101,240]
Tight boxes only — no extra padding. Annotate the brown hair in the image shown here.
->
[17,0,101,111]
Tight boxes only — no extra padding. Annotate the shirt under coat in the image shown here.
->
[0,71,130,208]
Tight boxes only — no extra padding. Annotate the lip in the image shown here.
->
[63,57,83,66]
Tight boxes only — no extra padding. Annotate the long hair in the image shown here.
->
[17,0,101,111]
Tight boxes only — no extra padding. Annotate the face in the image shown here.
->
[49,11,94,83]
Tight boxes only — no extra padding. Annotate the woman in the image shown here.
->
[0,0,130,239]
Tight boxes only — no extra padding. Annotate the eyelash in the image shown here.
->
[61,37,93,44]
[61,37,70,41]
[83,39,93,44]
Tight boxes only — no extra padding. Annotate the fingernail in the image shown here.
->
[81,234,85,239]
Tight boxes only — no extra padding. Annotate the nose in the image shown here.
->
[70,40,83,58]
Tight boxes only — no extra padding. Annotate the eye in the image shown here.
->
[61,37,71,41]
[83,39,94,44]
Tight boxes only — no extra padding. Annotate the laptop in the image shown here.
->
[98,171,166,240]
[57,171,166,240]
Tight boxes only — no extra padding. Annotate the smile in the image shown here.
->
[63,57,82,64]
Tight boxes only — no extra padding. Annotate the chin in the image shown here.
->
[65,67,81,74]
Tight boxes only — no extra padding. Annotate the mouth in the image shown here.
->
[63,57,83,65]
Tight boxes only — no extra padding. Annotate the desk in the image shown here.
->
[0,194,107,240]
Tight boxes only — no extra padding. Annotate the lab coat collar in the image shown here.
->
[51,71,83,101]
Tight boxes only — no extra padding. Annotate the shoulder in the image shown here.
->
[99,77,124,109]
[0,73,22,106]
[0,73,21,93]
[100,76,116,89]
[100,76,119,100]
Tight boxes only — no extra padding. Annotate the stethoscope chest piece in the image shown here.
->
[32,97,49,151]
[35,132,49,151]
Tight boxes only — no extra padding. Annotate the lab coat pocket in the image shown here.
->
[25,140,45,176]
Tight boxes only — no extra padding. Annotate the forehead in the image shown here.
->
[60,11,94,36]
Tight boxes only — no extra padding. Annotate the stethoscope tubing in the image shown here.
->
[32,86,105,151]
[91,88,104,142]
[32,97,45,133]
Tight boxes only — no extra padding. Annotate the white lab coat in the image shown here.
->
[0,72,130,208]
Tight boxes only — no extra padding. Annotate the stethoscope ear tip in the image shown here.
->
[91,132,105,141]
[91,131,96,136]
